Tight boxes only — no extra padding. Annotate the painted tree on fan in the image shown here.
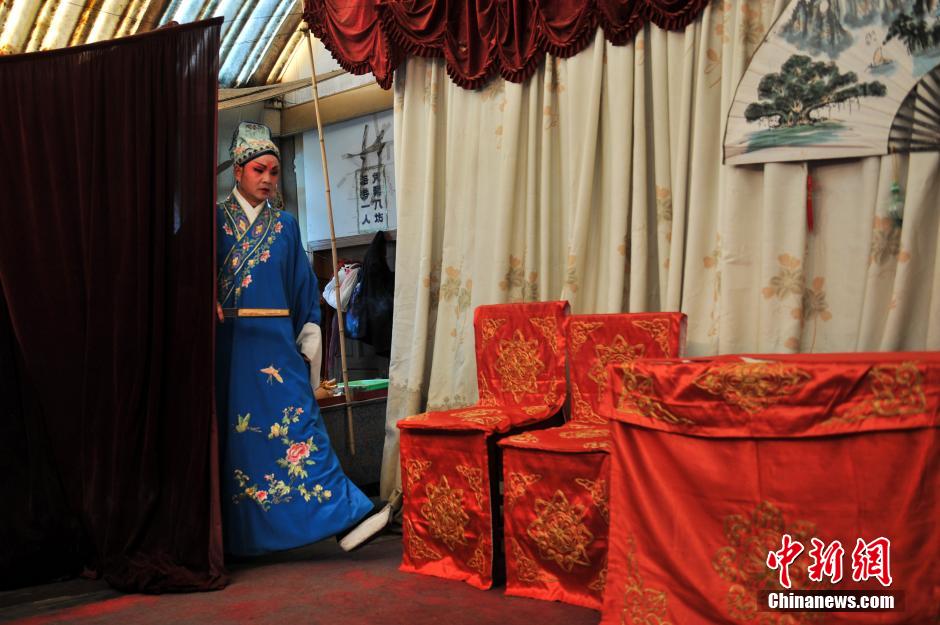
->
[745,55,887,128]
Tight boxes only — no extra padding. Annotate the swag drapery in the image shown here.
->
[302,0,712,89]
[0,20,225,591]
[378,1,940,497]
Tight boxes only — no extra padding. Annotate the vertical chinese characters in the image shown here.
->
[345,121,392,233]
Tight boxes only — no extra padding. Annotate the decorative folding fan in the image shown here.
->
[724,0,940,165]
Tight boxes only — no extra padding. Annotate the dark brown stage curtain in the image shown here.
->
[0,19,227,593]
[303,0,712,89]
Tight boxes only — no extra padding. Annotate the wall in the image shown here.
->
[301,109,397,243]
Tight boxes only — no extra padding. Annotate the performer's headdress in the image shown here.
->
[230,121,280,167]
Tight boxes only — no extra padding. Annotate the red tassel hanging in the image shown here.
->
[806,169,814,233]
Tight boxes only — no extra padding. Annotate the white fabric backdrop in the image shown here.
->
[379,0,940,497]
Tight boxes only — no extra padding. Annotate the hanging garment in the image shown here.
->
[345,232,394,357]
[216,193,372,556]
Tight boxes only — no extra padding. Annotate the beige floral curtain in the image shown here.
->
[379,0,940,497]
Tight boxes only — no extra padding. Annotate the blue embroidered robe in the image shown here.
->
[216,193,372,556]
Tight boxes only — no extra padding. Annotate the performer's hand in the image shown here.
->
[216,302,224,322]
[314,378,337,400]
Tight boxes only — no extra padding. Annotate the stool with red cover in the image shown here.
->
[498,312,686,609]
[398,301,570,589]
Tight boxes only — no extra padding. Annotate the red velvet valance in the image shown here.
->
[303,0,712,90]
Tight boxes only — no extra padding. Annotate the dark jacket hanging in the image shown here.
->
[345,232,394,357]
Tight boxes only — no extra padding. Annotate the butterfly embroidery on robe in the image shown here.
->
[260,365,284,384]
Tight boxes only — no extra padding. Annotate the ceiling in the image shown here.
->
[0,0,307,87]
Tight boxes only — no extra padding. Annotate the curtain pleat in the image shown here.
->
[0,20,226,592]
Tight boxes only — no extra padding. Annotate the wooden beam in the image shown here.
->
[307,230,396,252]
[218,74,343,111]
[281,81,393,137]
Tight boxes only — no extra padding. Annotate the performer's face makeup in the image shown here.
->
[235,154,280,207]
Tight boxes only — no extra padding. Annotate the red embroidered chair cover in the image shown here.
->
[498,312,686,609]
[398,301,569,589]
[600,353,940,624]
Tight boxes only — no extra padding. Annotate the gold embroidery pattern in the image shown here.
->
[588,335,646,392]
[632,318,674,357]
[458,413,504,427]
[584,441,610,450]
[570,382,607,426]
[712,502,821,624]
[466,536,489,576]
[456,465,485,509]
[544,383,561,408]
[587,566,607,594]
[527,490,593,572]
[622,535,672,625]
[482,318,507,344]
[559,428,609,439]
[506,471,541,511]
[529,316,559,354]
[508,538,557,584]
[569,321,604,355]
[495,330,545,402]
[421,475,470,550]
[870,362,926,415]
[405,518,443,562]
[456,408,499,418]
[453,407,504,427]
[830,361,927,424]
[693,362,811,415]
[522,405,546,415]
[405,458,432,488]
[404,413,429,422]
[477,372,500,406]
[507,432,540,444]
[616,364,694,425]
[575,478,609,523]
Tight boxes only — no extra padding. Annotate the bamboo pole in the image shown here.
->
[302,24,356,456]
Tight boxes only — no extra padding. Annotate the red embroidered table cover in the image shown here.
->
[398,301,569,589]
[600,353,940,624]
[499,312,686,609]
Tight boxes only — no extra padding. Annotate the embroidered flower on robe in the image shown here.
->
[286,441,311,464]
